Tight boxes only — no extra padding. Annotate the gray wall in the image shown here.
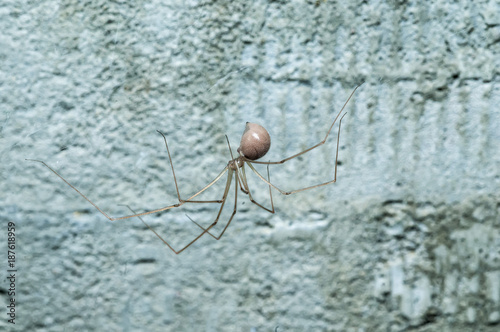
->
[1,0,500,331]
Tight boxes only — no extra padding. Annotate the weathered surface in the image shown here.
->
[1,0,499,331]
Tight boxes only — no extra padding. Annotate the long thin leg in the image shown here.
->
[187,135,245,240]
[235,166,249,194]
[188,166,239,240]
[239,163,274,213]
[123,205,182,253]
[156,130,221,204]
[245,113,346,195]
[246,83,362,165]
[26,158,229,221]
[125,169,236,254]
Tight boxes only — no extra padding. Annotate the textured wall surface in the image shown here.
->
[1,0,500,331]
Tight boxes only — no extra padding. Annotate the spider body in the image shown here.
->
[228,156,244,171]
[27,84,362,254]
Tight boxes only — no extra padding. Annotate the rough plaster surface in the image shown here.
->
[1,0,500,331]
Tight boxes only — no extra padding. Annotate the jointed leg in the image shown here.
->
[156,130,227,204]
[247,83,362,165]
[123,204,217,255]
[239,163,274,213]
[188,166,241,240]
[124,169,236,254]
[25,159,229,221]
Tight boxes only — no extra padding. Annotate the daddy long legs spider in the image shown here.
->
[27,83,362,254]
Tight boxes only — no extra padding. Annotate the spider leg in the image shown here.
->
[245,113,345,195]
[188,166,240,240]
[156,130,226,204]
[26,158,228,221]
[127,169,236,253]
[247,83,361,165]
[235,167,249,194]
[122,205,216,255]
[240,163,274,213]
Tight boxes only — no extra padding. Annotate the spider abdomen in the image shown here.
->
[237,122,271,160]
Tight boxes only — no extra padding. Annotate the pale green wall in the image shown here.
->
[1,0,500,331]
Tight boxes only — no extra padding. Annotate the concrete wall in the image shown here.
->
[1,0,500,331]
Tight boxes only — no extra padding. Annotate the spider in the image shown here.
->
[27,84,362,254]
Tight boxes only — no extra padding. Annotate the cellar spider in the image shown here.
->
[27,83,362,254]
